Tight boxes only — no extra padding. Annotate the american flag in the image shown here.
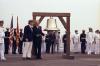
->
[16,16,20,46]
[9,16,14,45]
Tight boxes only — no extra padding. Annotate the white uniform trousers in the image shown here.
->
[94,43,100,54]
[0,43,6,60]
[73,42,79,52]
[86,42,93,54]
[22,42,33,58]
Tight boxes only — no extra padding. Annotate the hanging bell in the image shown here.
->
[44,17,60,31]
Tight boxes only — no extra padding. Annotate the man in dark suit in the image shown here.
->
[50,32,56,54]
[80,30,86,54]
[33,20,44,59]
[45,32,51,53]
[18,29,23,54]
[4,28,10,54]
[22,20,33,60]
[45,31,56,54]
[62,31,67,53]
[12,29,17,54]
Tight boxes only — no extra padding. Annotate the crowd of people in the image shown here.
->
[72,28,100,55]
[3,28,23,55]
[0,20,100,62]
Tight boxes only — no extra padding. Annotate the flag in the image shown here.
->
[9,16,14,45]
[16,16,20,46]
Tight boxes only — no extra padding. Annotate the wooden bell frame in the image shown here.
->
[32,12,74,59]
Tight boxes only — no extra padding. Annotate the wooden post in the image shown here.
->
[66,16,70,56]
[39,16,44,24]
[63,15,74,59]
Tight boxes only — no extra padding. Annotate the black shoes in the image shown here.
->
[12,52,16,54]
[22,57,32,60]
[36,57,42,60]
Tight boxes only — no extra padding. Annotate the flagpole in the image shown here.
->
[9,16,13,45]
[16,16,20,46]
[9,16,14,53]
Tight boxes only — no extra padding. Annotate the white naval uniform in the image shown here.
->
[86,32,95,54]
[41,36,46,53]
[55,33,61,52]
[72,34,80,52]
[0,27,6,60]
[94,33,100,54]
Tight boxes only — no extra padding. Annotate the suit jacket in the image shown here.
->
[49,34,56,43]
[33,26,44,41]
[45,34,53,43]
[62,34,67,43]
[5,31,10,40]
[20,32,23,41]
[80,33,86,43]
[20,32,23,38]
[23,25,33,42]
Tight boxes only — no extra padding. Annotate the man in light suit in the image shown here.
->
[22,20,33,60]
[0,20,6,61]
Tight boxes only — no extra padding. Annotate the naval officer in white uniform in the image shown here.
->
[86,28,95,55]
[94,30,100,54]
[72,30,80,53]
[0,20,6,61]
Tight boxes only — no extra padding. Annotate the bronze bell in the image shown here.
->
[44,17,60,31]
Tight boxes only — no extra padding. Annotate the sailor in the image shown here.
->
[55,32,61,53]
[0,20,6,61]
[62,31,67,53]
[72,30,80,53]
[86,28,95,55]
[94,30,100,54]
[4,28,10,54]
[80,30,86,54]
